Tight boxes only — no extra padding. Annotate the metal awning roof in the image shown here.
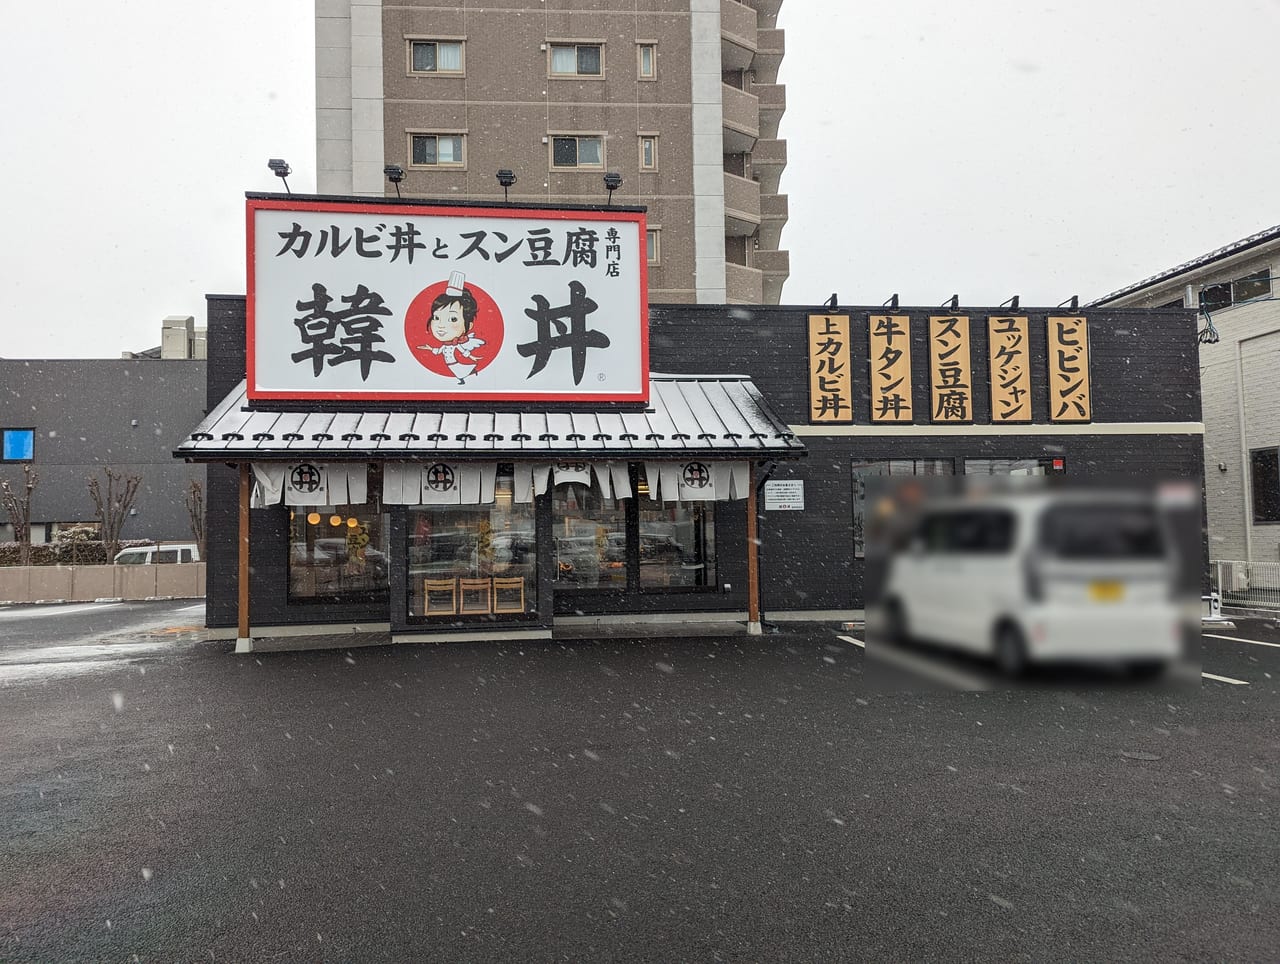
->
[175,375,805,461]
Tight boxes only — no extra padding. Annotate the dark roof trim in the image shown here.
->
[245,191,647,215]
[1090,223,1280,306]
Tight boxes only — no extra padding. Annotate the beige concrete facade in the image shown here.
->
[315,0,789,303]
[1092,231,1280,566]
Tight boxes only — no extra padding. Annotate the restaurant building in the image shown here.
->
[178,194,1205,650]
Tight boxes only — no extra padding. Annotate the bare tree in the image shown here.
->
[88,468,142,562]
[0,465,38,566]
[184,478,206,558]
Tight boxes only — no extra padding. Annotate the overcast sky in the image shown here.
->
[3,0,1277,359]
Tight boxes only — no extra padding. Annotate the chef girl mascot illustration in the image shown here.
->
[419,271,486,383]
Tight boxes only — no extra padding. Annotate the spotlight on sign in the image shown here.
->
[268,158,292,195]
[603,171,623,205]
[496,168,517,201]
[383,164,405,198]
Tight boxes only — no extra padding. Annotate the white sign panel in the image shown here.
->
[248,199,649,402]
[763,480,805,511]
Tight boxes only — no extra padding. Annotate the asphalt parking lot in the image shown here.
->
[1,601,1277,962]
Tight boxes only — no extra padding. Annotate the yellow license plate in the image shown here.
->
[1090,581,1125,602]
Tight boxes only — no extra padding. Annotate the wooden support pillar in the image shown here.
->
[236,462,253,653]
[746,462,762,635]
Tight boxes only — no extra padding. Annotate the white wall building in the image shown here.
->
[1091,225,1280,567]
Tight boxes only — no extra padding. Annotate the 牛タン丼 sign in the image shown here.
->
[247,198,649,402]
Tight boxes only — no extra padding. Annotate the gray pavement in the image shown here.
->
[1,601,1278,961]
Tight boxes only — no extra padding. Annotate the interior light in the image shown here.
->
[307,512,321,525]
[347,517,359,528]
[330,514,343,526]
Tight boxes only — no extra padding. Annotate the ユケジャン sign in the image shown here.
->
[247,198,649,402]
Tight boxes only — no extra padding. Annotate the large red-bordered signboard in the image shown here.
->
[247,198,649,402]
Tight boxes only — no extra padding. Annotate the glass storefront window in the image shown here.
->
[408,469,537,619]
[852,459,953,559]
[963,458,1056,475]
[639,497,715,588]
[551,482,627,588]
[288,490,390,603]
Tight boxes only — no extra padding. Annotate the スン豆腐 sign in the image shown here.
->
[928,315,972,423]
[247,198,648,402]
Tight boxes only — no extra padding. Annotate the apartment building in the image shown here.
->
[315,0,789,303]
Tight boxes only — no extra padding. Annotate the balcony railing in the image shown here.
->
[726,261,763,304]
[723,172,761,235]
[721,0,757,71]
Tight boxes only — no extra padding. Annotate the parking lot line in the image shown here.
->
[1202,672,1249,685]
[1203,632,1280,650]
[837,634,865,649]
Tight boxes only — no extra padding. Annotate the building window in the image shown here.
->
[851,459,954,559]
[1232,269,1271,304]
[407,469,537,620]
[549,43,602,77]
[1201,268,1272,313]
[2,428,34,462]
[552,482,627,588]
[637,43,656,79]
[963,458,1059,476]
[646,228,660,265]
[551,134,603,169]
[1251,448,1280,523]
[639,495,715,589]
[288,492,390,604]
[409,39,464,74]
[639,135,657,170]
[410,133,465,167]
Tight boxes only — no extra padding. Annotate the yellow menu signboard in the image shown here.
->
[1047,316,1091,422]
[988,316,1032,423]
[928,315,972,423]
[807,314,853,423]
[869,315,912,423]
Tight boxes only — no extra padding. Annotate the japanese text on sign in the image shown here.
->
[1047,316,1091,422]
[928,316,972,423]
[868,315,913,423]
[807,315,853,423]
[249,199,647,403]
[988,316,1032,423]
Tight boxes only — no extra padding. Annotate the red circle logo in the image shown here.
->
[404,281,504,382]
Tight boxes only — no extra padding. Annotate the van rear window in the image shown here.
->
[1039,504,1165,559]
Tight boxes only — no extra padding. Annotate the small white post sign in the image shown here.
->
[248,198,649,403]
[763,480,805,511]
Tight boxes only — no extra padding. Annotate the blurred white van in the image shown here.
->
[879,490,1184,677]
[113,543,200,565]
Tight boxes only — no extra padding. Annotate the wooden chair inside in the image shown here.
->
[459,577,493,614]
[423,578,457,616]
[491,577,525,614]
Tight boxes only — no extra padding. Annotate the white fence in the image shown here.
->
[1211,560,1280,610]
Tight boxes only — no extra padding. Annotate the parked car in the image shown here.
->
[877,489,1185,677]
[113,543,201,565]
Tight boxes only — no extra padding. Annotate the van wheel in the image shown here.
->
[883,599,908,644]
[994,624,1028,678]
